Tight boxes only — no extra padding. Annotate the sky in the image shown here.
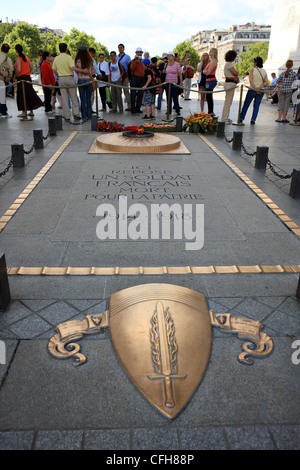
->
[2,0,275,57]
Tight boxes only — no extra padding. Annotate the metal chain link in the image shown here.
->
[23,143,35,155]
[241,142,256,156]
[0,155,14,178]
[223,133,233,143]
[267,159,292,179]
[43,131,50,140]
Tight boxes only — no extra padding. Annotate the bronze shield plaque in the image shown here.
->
[108,283,212,420]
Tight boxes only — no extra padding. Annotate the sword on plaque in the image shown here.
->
[148,302,186,408]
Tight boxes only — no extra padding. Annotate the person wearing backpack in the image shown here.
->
[130,47,145,114]
[182,59,194,100]
[117,44,131,111]
[141,58,156,119]
[0,43,13,118]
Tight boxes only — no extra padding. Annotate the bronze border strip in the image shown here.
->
[0,131,78,233]
[199,134,300,239]
[6,265,300,275]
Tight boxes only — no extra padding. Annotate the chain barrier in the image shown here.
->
[43,130,50,140]
[222,126,293,180]
[241,142,256,156]
[0,156,14,178]
[23,143,35,155]
[267,159,292,180]
[223,133,233,144]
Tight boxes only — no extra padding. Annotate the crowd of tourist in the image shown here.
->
[0,41,299,124]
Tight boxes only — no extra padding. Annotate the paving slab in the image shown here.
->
[0,92,299,449]
[0,336,298,431]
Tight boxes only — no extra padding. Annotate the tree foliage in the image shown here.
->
[40,32,60,55]
[235,42,269,76]
[0,22,15,43]
[173,41,200,70]
[4,22,42,62]
[1,22,110,65]
[61,28,109,60]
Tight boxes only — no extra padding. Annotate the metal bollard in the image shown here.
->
[48,117,57,136]
[11,144,25,168]
[33,129,44,149]
[255,146,269,170]
[175,116,183,132]
[55,114,63,131]
[91,114,98,131]
[217,121,225,138]
[289,169,300,199]
[232,131,243,151]
[0,252,11,311]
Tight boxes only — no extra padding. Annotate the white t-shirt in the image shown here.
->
[97,61,109,88]
[109,61,121,82]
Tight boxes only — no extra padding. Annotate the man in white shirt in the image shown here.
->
[108,51,124,112]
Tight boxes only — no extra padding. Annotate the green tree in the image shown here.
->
[173,41,200,70]
[235,41,269,76]
[0,22,15,44]
[61,28,109,60]
[4,22,42,62]
[40,32,60,55]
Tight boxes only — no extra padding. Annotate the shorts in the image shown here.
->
[144,89,155,106]
[278,91,292,112]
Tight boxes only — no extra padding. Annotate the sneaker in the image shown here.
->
[275,119,282,123]
[73,115,81,120]
[143,115,151,119]
[1,114,12,118]
[282,119,290,123]
[250,121,255,125]
[150,115,156,120]
[224,119,232,125]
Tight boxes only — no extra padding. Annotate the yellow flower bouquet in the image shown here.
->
[183,112,218,134]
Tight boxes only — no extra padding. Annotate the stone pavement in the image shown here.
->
[0,87,299,450]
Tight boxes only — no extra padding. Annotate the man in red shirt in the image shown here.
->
[130,47,145,114]
[41,51,56,113]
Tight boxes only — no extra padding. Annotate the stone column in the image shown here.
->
[264,0,300,76]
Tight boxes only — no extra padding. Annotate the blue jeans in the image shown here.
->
[240,89,264,122]
[130,75,144,112]
[78,79,93,119]
[157,86,165,109]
